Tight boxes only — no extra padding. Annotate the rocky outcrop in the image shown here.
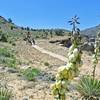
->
[49,38,72,48]
[80,42,94,52]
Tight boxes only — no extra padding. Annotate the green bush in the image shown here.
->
[44,62,50,66]
[55,30,64,36]
[35,35,40,38]
[77,76,100,100]
[0,33,8,42]
[22,68,40,81]
[0,48,16,68]
[11,42,16,46]
[10,26,14,30]
[9,40,16,46]
[1,57,16,68]
[0,87,12,100]
[0,48,14,57]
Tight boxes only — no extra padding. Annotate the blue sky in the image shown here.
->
[0,0,100,30]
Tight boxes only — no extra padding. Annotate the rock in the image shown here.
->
[0,66,6,72]
[37,71,55,82]
[49,38,72,48]
[6,68,18,73]
[89,38,95,42]
[23,96,29,100]
[20,65,31,70]
[80,42,94,52]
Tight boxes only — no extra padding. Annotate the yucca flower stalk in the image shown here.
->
[92,32,100,79]
[51,16,82,100]
[51,65,73,100]
[68,15,82,76]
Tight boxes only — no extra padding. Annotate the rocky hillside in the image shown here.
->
[0,16,70,39]
[81,24,100,37]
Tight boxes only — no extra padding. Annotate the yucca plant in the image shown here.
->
[92,31,100,79]
[51,15,82,100]
[0,87,12,100]
[77,76,100,100]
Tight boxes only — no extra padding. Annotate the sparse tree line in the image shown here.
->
[21,27,67,38]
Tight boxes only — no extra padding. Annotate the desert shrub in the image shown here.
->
[0,33,8,42]
[9,40,16,46]
[0,87,12,100]
[77,76,100,100]
[22,68,40,81]
[68,32,72,36]
[2,31,22,43]
[55,29,64,36]
[0,47,17,68]
[11,42,16,46]
[44,62,50,66]
[50,30,53,38]
[8,18,12,23]
[1,57,16,68]
[0,48,14,58]
[35,35,40,39]
[10,26,13,30]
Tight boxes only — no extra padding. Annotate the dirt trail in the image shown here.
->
[32,45,68,62]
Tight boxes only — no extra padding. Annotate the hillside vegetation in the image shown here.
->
[0,16,70,40]
[0,16,100,100]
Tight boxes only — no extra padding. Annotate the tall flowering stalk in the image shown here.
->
[68,15,82,76]
[92,32,100,79]
[51,16,83,100]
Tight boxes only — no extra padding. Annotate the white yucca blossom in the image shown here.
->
[94,48,99,53]
[98,38,100,41]
[95,41,98,46]
[59,88,66,95]
[94,43,97,48]
[68,52,72,57]
[73,48,79,57]
[56,74,60,80]
[61,80,66,86]
[69,53,76,62]
[66,62,74,69]
[56,81,62,89]
[92,58,98,64]
[58,66,67,73]
[69,44,74,52]
[92,53,98,64]
[92,54,96,59]
[51,84,56,90]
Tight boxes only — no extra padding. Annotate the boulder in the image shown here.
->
[89,38,95,42]
[6,67,18,73]
[80,42,94,52]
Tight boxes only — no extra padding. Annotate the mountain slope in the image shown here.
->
[0,16,70,39]
[81,24,100,37]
